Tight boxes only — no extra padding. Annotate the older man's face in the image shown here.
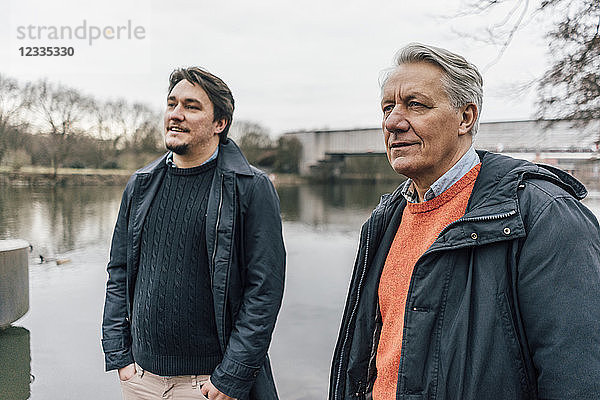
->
[381,62,468,187]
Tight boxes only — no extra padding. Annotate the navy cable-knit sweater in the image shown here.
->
[131,158,222,375]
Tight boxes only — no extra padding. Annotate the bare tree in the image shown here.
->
[457,0,599,136]
[104,99,134,150]
[129,104,162,152]
[1,75,168,170]
[91,99,113,142]
[100,100,161,151]
[536,1,600,125]
[0,75,31,163]
[30,80,93,175]
[234,121,273,165]
[274,135,302,173]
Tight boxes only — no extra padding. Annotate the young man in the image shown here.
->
[102,67,285,400]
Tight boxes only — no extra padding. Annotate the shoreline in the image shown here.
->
[0,167,308,187]
[2,166,597,189]
[0,167,133,187]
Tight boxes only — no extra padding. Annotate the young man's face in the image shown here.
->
[164,80,224,156]
[381,62,471,187]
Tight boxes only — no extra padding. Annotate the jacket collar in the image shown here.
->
[437,150,587,248]
[216,139,254,176]
[467,150,587,214]
[135,138,254,177]
[372,150,588,249]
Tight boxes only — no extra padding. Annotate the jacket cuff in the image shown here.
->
[102,338,134,371]
[104,348,134,371]
[210,356,261,399]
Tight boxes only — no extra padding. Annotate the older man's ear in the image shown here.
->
[458,103,478,136]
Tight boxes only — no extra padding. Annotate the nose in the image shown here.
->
[168,103,185,121]
[384,106,410,133]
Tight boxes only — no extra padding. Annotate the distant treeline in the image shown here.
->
[0,74,302,174]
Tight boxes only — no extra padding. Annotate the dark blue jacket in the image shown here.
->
[102,140,286,400]
[330,151,600,400]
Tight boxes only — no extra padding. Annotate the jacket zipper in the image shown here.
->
[211,173,225,286]
[221,175,235,352]
[334,218,373,400]
[461,209,517,222]
[437,209,517,239]
[395,208,518,394]
[334,207,517,398]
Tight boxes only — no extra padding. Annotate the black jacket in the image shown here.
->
[102,140,286,400]
[330,151,600,400]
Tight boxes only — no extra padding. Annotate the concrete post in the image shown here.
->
[0,239,30,328]
[0,326,31,399]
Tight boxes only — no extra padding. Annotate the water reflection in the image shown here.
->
[0,182,598,399]
[0,326,31,400]
[278,182,399,229]
[0,186,122,257]
[3,181,598,243]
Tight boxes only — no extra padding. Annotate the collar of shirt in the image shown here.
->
[400,146,480,203]
[166,146,219,168]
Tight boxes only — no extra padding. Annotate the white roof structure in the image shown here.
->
[474,119,599,153]
[285,119,600,174]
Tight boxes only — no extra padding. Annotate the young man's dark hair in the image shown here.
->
[168,67,235,143]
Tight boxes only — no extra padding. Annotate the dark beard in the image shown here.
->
[166,142,189,155]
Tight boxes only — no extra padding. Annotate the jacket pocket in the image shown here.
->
[497,292,532,396]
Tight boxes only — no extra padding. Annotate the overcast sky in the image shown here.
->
[2,0,549,136]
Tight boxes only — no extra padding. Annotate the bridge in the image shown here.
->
[284,119,600,175]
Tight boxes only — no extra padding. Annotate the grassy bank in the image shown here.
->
[0,166,133,187]
[0,166,307,187]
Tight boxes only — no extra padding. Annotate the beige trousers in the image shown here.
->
[120,364,211,400]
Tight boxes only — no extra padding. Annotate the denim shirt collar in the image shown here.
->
[400,145,480,203]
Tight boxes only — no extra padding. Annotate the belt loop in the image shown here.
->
[192,375,198,389]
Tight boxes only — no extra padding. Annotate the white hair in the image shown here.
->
[381,43,484,136]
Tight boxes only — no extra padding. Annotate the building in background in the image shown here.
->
[284,119,600,182]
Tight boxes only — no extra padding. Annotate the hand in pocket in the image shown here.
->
[118,363,137,382]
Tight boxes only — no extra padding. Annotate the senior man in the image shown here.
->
[329,43,600,399]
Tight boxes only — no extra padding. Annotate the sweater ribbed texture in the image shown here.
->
[373,164,481,399]
[131,159,222,376]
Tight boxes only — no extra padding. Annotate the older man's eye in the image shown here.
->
[382,104,394,114]
[408,101,428,108]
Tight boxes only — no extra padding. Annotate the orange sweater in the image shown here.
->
[373,164,481,399]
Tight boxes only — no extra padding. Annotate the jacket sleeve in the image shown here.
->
[101,176,135,371]
[210,173,286,399]
[516,191,600,399]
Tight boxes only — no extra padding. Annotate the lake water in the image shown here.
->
[1,181,599,400]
